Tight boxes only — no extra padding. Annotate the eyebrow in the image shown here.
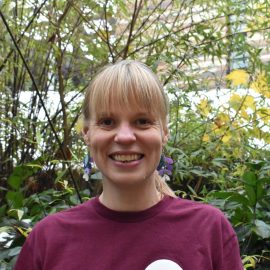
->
[95,110,155,119]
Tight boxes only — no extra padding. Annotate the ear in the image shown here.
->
[82,126,90,146]
[162,126,169,145]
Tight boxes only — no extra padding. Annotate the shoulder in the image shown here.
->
[30,197,96,234]
[168,196,225,217]
[165,197,239,247]
[166,197,234,231]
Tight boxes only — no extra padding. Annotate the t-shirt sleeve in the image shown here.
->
[14,225,43,270]
[14,234,38,270]
[220,215,244,270]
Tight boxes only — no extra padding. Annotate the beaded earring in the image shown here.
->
[83,153,93,181]
[157,154,173,179]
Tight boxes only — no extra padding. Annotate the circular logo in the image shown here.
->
[145,259,183,270]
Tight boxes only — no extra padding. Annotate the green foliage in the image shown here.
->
[208,161,270,268]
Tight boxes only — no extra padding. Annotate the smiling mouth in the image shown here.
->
[109,154,144,163]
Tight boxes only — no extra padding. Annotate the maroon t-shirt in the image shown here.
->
[14,196,243,270]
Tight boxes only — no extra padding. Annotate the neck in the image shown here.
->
[99,177,162,212]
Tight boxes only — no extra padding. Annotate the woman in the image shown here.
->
[15,60,243,270]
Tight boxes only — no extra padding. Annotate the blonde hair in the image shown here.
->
[82,60,176,198]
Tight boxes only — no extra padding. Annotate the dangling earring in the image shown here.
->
[157,154,173,180]
[83,153,93,181]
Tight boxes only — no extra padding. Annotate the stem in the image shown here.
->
[0,10,82,203]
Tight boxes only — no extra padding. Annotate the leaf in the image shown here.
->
[0,226,13,234]
[243,95,256,110]
[221,133,231,143]
[6,191,24,208]
[257,108,270,123]
[226,69,249,86]
[14,226,32,238]
[240,109,249,120]
[242,256,256,268]
[228,194,250,206]
[259,177,270,184]
[197,98,211,117]
[256,179,266,202]
[211,191,237,199]
[250,72,270,98]
[10,209,24,221]
[8,246,21,257]
[211,158,228,168]
[245,185,257,207]
[242,171,257,186]
[211,191,250,206]
[245,161,266,171]
[229,93,242,109]
[75,116,84,134]
[26,164,43,169]
[254,220,270,238]
[8,165,38,190]
[202,134,210,142]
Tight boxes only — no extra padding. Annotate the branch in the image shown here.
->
[162,23,270,86]
[104,0,115,61]
[127,14,227,58]
[131,0,172,43]
[70,3,110,46]
[0,10,82,203]
[113,0,167,51]
[0,0,49,73]
[122,0,143,59]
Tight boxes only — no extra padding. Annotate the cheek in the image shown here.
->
[88,131,109,156]
[144,132,163,153]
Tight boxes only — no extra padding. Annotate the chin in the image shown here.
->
[103,172,155,187]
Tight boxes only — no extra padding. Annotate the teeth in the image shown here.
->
[112,154,142,162]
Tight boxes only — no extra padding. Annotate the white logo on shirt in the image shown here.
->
[145,259,183,270]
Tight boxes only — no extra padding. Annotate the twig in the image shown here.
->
[122,0,143,59]
[0,0,49,73]
[104,0,115,61]
[0,10,82,203]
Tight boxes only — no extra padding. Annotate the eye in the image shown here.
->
[98,118,114,127]
[135,118,152,126]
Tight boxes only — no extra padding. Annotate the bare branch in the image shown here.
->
[0,0,49,73]
[0,10,82,203]
[104,0,115,61]
[122,0,143,59]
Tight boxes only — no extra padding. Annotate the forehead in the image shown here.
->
[91,100,157,119]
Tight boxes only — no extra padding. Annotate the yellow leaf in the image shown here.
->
[202,134,210,142]
[233,148,241,159]
[14,226,32,238]
[257,108,270,123]
[211,123,222,135]
[218,113,230,123]
[75,116,84,134]
[197,98,211,117]
[264,136,270,144]
[250,127,261,139]
[232,121,240,128]
[226,69,249,86]
[229,93,242,109]
[240,109,249,120]
[243,95,256,110]
[222,133,231,143]
[214,113,230,128]
[250,72,270,98]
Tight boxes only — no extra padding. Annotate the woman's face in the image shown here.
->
[83,102,168,188]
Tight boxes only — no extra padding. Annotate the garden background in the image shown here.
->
[0,0,270,269]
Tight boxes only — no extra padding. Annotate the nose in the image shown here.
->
[114,122,136,144]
